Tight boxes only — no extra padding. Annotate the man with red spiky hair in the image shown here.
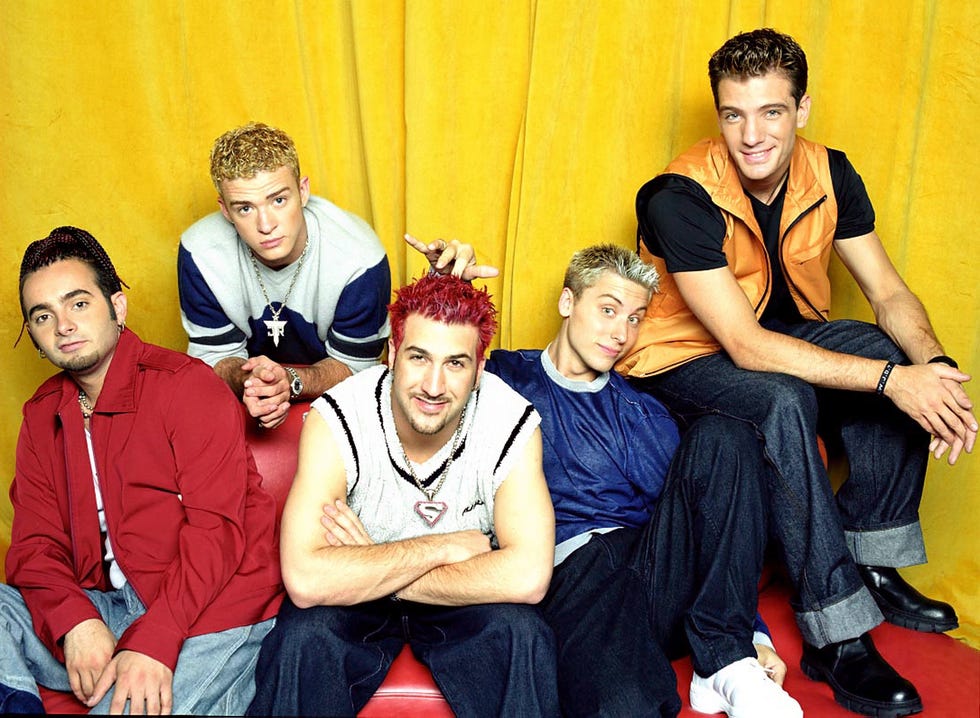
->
[248,274,559,717]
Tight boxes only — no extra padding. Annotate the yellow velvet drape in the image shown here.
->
[1,1,977,646]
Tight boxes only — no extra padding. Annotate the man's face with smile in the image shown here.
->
[716,72,811,201]
[389,314,484,450]
[553,271,650,381]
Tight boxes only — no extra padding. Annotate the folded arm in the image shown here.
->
[283,413,553,608]
[395,428,554,605]
[279,410,483,607]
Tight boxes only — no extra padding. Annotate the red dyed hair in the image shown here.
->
[388,274,497,357]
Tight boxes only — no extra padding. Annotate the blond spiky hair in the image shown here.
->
[209,122,301,190]
[563,243,660,298]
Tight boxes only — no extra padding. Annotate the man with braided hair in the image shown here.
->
[1,227,283,714]
[248,273,558,717]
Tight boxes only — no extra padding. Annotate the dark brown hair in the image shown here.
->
[709,28,808,108]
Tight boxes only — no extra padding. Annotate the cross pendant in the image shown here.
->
[264,319,287,347]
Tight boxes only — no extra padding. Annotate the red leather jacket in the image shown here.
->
[6,330,283,670]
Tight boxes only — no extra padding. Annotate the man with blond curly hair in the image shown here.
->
[178,122,391,429]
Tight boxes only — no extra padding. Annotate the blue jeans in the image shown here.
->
[632,319,927,647]
[248,596,559,717]
[0,582,273,715]
[541,416,768,718]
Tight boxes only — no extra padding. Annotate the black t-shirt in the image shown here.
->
[638,147,876,321]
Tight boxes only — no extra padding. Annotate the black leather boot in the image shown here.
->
[859,565,958,632]
[801,633,922,717]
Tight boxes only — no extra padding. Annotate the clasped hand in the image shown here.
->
[241,355,291,429]
[64,618,174,714]
[886,363,977,464]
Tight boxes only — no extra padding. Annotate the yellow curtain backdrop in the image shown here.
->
[1,0,977,646]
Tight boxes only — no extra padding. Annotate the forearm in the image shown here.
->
[213,356,248,396]
[292,357,353,399]
[729,327,890,393]
[398,547,551,606]
[283,534,454,608]
[872,290,944,366]
[116,374,257,669]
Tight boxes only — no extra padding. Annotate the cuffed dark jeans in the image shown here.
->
[247,595,558,717]
[541,415,768,718]
[632,318,928,647]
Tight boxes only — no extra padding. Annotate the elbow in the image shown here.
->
[724,337,768,372]
[514,564,552,605]
[283,568,372,608]
[282,570,320,609]
[522,581,549,605]
[282,564,342,609]
[286,592,318,610]
[729,351,757,371]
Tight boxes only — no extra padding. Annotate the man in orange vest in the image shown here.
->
[623,28,976,717]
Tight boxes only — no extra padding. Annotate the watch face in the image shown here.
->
[286,368,302,398]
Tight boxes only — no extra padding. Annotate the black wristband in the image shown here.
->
[876,361,896,395]
[928,355,958,369]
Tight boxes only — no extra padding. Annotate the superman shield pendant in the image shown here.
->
[414,501,448,527]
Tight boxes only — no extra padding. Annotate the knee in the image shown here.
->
[685,415,757,449]
[0,585,30,632]
[684,415,763,464]
[835,320,908,363]
[768,374,817,420]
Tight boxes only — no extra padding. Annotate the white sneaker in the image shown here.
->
[690,656,803,718]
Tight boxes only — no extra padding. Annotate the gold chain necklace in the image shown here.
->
[78,390,95,419]
[247,237,312,348]
[400,405,468,527]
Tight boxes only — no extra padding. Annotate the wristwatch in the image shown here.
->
[284,367,303,400]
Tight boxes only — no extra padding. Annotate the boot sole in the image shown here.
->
[878,606,958,633]
[800,657,923,717]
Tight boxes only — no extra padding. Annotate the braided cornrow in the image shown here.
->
[19,226,128,322]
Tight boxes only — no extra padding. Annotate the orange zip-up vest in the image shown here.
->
[618,136,839,378]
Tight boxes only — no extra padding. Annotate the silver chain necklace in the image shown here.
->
[400,405,468,527]
[247,237,311,347]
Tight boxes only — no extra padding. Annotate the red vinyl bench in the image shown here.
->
[38,401,979,716]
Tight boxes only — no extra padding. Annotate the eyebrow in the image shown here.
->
[598,293,625,306]
[718,101,790,114]
[404,345,473,363]
[599,292,649,315]
[228,186,291,207]
[27,288,93,319]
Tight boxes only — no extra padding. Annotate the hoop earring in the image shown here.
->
[118,322,126,333]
